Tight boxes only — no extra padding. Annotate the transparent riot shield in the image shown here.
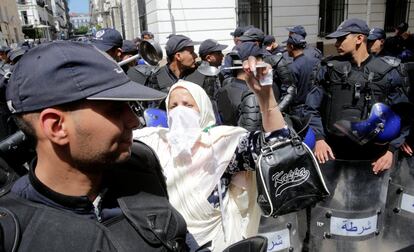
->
[258,211,305,252]
[309,159,390,252]
[382,153,414,250]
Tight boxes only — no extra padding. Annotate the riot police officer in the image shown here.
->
[284,34,320,117]
[367,28,390,56]
[307,18,409,173]
[91,28,123,62]
[0,41,197,251]
[216,41,262,127]
[263,35,284,55]
[144,34,198,93]
[284,25,322,62]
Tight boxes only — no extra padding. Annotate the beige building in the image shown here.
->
[0,0,24,46]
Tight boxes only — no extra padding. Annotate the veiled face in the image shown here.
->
[167,87,200,113]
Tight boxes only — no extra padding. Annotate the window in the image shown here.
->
[14,27,19,42]
[21,11,28,25]
[236,0,269,34]
[137,0,147,32]
[384,0,410,32]
[319,0,346,37]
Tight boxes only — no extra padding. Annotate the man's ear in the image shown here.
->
[356,34,365,45]
[39,108,69,145]
[116,48,123,58]
[205,54,212,63]
[175,52,182,62]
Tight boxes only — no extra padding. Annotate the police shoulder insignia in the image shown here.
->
[381,56,401,67]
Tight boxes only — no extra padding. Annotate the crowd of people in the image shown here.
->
[0,17,413,252]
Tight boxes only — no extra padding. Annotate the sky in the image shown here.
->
[68,0,89,14]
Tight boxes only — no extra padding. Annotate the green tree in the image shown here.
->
[74,26,89,35]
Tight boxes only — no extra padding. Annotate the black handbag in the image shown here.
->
[255,131,329,217]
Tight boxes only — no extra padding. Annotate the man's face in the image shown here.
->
[106,47,122,62]
[67,101,139,169]
[286,43,294,57]
[143,34,153,41]
[368,39,384,55]
[121,53,137,67]
[205,51,224,67]
[335,34,359,56]
[176,46,197,69]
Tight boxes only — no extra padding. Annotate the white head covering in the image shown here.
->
[133,80,260,250]
[166,80,216,129]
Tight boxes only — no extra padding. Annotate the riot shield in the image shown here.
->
[382,153,414,250]
[309,159,390,252]
[258,211,304,252]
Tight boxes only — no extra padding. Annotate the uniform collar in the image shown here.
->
[29,159,94,210]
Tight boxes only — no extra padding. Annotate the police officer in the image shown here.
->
[307,18,408,174]
[120,39,138,72]
[285,25,322,61]
[385,22,414,62]
[367,28,389,56]
[221,26,256,80]
[0,41,198,251]
[230,26,249,47]
[216,41,262,126]
[225,27,296,114]
[91,28,123,62]
[198,39,227,68]
[141,30,154,41]
[284,34,320,117]
[145,34,198,93]
[198,39,228,100]
[263,35,284,55]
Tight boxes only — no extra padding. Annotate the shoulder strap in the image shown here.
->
[0,206,20,252]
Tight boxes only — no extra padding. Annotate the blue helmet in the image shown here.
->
[334,103,401,145]
[144,108,168,128]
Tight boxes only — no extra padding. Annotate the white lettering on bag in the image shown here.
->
[272,167,310,197]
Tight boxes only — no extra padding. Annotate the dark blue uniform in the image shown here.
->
[306,55,409,159]
[287,54,320,115]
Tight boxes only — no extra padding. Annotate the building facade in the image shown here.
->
[89,0,414,55]
[0,0,24,46]
[90,0,124,36]
[70,13,91,29]
[17,0,55,41]
[50,0,70,39]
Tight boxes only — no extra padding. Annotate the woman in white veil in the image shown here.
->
[134,57,288,251]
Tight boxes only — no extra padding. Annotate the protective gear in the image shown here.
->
[167,106,202,158]
[382,153,414,251]
[217,78,250,126]
[263,53,296,111]
[321,56,403,137]
[127,64,158,86]
[144,108,168,128]
[309,159,391,251]
[334,103,401,145]
[0,140,189,252]
[238,90,261,131]
[258,212,305,252]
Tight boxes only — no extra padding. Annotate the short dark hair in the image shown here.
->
[12,100,85,147]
